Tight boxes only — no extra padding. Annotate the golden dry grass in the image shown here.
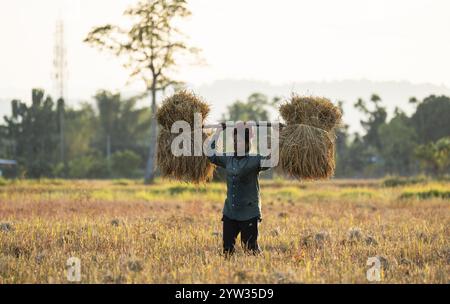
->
[0,178,448,283]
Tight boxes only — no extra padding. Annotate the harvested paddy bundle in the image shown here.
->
[278,95,341,180]
[279,95,342,132]
[156,90,215,183]
[279,124,335,180]
[157,128,215,183]
[156,90,210,130]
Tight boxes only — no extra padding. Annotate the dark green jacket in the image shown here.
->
[207,139,270,221]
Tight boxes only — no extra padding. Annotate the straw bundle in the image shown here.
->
[156,91,215,183]
[156,90,210,130]
[157,128,215,183]
[278,95,341,180]
[279,124,335,179]
[279,95,342,132]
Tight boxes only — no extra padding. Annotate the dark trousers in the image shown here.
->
[222,215,260,255]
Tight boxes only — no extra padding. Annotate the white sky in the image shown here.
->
[1,0,450,102]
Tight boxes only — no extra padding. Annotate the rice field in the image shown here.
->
[0,178,448,283]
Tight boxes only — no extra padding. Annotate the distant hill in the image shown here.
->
[2,79,450,133]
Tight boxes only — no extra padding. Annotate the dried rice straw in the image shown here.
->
[278,95,341,180]
[156,90,215,183]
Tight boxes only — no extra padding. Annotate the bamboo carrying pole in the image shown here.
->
[202,122,286,129]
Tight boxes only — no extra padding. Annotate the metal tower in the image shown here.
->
[53,19,67,101]
[53,19,68,173]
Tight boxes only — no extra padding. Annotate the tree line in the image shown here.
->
[335,94,450,177]
[0,89,150,178]
[0,90,448,179]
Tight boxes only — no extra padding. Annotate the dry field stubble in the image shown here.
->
[0,178,448,283]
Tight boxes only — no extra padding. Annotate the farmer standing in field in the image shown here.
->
[207,121,271,256]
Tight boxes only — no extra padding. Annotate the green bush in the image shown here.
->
[0,177,8,186]
[111,150,141,178]
[400,189,450,200]
[382,175,428,187]
[52,162,66,178]
[68,153,109,179]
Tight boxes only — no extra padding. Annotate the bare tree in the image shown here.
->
[84,0,199,184]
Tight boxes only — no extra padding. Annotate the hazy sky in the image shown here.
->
[1,0,450,102]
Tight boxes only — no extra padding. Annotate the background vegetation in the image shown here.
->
[1,90,449,179]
